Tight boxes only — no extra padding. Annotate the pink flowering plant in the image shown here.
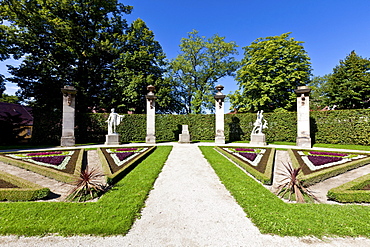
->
[5,150,75,170]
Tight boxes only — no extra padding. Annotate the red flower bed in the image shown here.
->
[307,155,342,166]
[239,152,257,161]
[115,152,135,161]
[31,156,67,166]
[235,148,255,152]
[116,148,138,152]
[309,151,347,157]
[27,151,63,156]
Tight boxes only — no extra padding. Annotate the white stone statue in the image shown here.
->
[106,108,124,134]
[252,110,268,135]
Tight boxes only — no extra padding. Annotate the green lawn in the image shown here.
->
[199,146,370,238]
[0,146,172,236]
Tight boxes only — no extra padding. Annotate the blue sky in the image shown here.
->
[2,0,370,110]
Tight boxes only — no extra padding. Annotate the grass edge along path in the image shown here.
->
[0,146,172,236]
[199,146,370,238]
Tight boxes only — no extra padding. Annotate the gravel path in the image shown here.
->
[1,144,370,246]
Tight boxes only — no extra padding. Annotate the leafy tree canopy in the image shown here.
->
[308,74,331,110]
[230,32,312,112]
[324,51,370,109]
[111,18,178,113]
[168,30,240,114]
[0,93,20,104]
[1,0,133,112]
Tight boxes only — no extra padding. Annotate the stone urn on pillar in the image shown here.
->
[60,85,77,146]
[214,85,226,144]
[295,85,312,148]
[146,85,156,144]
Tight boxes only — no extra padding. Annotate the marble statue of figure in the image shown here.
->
[252,110,268,135]
[106,108,124,134]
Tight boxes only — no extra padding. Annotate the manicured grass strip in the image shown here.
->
[200,146,370,237]
[313,143,370,152]
[0,146,172,236]
[328,173,370,203]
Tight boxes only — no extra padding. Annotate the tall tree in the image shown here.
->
[168,30,240,114]
[325,51,370,109]
[111,18,179,113]
[230,32,312,112]
[1,0,132,112]
[308,74,331,110]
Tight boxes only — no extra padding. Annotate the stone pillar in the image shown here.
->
[295,86,311,148]
[61,86,77,146]
[214,85,226,144]
[146,85,156,144]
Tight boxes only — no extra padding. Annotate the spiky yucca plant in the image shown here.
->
[275,163,319,203]
[67,168,106,202]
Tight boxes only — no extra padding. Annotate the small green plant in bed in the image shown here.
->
[0,149,84,183]
[327,173,370,203]
[200,146,370,237]
[215,146,275,185]
[98,146,156,185]
[0,171,50,201]
[289,149,370,186]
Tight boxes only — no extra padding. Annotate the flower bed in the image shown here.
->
[289,149,370,186]
[215,147,275,185]
[0,149,84,183]
[98,146,156,184]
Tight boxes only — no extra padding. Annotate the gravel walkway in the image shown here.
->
[1,144,370,246]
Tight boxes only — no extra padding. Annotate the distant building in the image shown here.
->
[0,102,33,143]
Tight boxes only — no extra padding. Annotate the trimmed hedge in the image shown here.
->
[327,173,370,203]
[289,149,370,186]
[0,148,84,183]
[0,171,50,201]
[98,146,156,185]
[31,109,370,146]
[215,146,275,185]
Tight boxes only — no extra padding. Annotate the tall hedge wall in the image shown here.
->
[32,109,370,145]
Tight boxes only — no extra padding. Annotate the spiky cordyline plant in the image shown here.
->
[67,167,106,202]
[275,163,319,203]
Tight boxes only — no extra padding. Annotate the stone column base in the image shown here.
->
[146,135,156,144]
[215,136,225,145]
[250,134,266,146]
[296,137,311,148]
[105,134,120,145]
[61,136,75,147]
[179,134,191,144]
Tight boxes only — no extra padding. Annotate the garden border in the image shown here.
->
[289,149,370,186]
[0,171,50,201]
[215,146,275,185]
[98,146,156,185]
[0,149,84,183]
[327,173,370,203]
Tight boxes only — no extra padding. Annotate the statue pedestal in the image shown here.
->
[215,135,225,145]
[250,133,266,146]
[178,125,191,144]
[105,134,120,145]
